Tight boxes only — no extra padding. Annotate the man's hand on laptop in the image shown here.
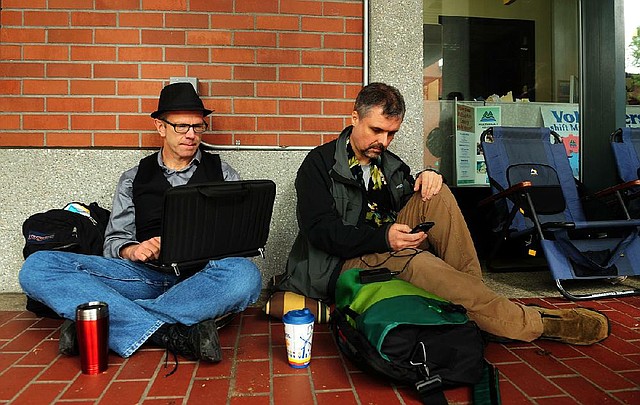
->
[121,237,161,262]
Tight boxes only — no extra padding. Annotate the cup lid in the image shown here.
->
[282,308,315,324]
[76,301,109,320]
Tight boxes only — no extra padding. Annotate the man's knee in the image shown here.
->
[422,183,454,204]
[20,251,55,283]
[237,261,262,291]
[19,251,53,293]
[213,259,262,306]
[204,258,262,291]
[404,183,453,209]
[230,258,261,283]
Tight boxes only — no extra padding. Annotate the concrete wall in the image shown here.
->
[1,0,425,294]
[368,0,424,173]
[1,148,307,293]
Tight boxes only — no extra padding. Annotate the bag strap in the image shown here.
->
[414,352,501,405]
[417,385,448,405]
[342,305,360,321]
[472,360,502,405]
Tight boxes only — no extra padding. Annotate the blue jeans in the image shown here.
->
[19,251,262,357]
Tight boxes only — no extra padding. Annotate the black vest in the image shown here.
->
[132,150,223,242]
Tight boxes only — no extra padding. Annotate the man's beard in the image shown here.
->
[364,142,386,158]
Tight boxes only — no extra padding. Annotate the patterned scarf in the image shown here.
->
[346,137,397,227]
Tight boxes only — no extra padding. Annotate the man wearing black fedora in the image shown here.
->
[19,82,262,371]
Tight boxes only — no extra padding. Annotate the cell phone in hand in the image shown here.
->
[410,221,435,233]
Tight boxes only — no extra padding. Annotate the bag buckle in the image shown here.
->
[415,375,443,393]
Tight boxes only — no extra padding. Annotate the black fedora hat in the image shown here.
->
[150,82,213,118]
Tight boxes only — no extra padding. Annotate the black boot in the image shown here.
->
[151,319,222,363]
[58,319,79,356]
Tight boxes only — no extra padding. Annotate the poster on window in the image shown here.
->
[455,104,501,186]
[628,106,640,128]
[539,105,640,179]
[540,105,580,179]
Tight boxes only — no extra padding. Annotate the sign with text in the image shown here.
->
[540,105,580,179]
[628,105,640,128]
[455,104,501,186]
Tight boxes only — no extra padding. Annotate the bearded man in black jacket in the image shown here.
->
[276,82,609,346]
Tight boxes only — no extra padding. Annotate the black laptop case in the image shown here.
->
[153,179,276,276]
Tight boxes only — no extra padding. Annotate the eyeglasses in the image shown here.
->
[160,119,208,134]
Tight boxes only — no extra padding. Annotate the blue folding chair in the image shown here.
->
[480,126,640,300]
[610,127,640,218]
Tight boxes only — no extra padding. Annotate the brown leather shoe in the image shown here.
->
[531,306,610,345]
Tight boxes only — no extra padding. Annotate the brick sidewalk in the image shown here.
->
[1,296,639,404]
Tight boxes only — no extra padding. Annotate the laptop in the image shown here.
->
[148,179,276,277]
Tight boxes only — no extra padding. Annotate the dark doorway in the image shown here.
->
[440,16,536,101]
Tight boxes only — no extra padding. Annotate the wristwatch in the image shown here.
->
[415,167,441,179]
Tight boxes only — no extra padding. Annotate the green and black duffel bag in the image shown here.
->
[331,268,500,405]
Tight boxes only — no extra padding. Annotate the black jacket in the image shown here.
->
[277,126,415,302]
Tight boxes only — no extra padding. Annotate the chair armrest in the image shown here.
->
[591,179,640,199]
[478,181,532,207]
[540,221,576,230]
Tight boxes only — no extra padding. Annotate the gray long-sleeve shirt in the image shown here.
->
[103,149,240,258]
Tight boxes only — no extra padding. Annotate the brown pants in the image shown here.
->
[341,185,543,342]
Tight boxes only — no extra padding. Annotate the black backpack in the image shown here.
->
[332,269,501,405]
[21,202,111,318]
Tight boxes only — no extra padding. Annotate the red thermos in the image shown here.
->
[76,302,109,375]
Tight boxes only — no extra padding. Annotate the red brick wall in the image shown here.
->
[0,1,364,148]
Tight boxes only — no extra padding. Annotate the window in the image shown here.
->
[423,0,580,185]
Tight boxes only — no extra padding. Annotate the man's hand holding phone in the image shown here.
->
[387,222,434,251]
[410,221,435,234]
